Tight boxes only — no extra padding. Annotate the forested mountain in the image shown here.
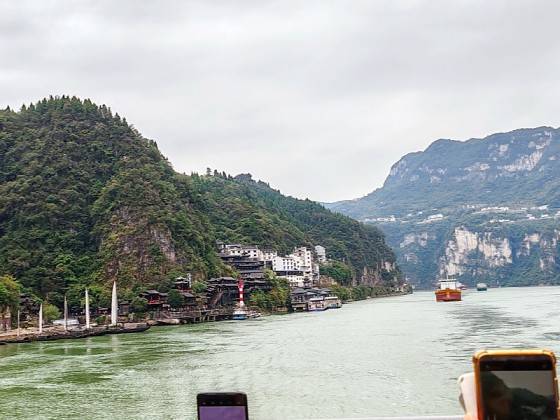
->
[327,127,560,288]
[0,96,400,305]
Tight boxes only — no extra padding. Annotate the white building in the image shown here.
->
[219,243,317,288]
[272,256,297,271]
[262,249,278,262]
[291,247,312,269]
[288,247,314,287]
[241,246,263,261]
[219,243,243,256]
[314,245,326,263]
[220,243,263,260]
[271,256,305,287]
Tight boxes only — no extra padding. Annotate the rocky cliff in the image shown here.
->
[327,127,560,288]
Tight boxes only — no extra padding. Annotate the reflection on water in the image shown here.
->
[1,287,560,419]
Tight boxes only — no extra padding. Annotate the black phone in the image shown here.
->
[197,392,249,420]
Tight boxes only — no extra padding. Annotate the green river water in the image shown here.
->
[1,287,560,419]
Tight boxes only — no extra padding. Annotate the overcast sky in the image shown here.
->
[2,1,560,202]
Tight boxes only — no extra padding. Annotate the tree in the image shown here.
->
[167,289,184,309]
[43,303,61,322]
[249,290,268,309]
[320,261,353,285]
[0,275,21,311]
[130,297,148,313]
[192,281,207,294]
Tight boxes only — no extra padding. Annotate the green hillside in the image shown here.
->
[0,96,401,304]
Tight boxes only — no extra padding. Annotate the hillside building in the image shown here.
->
[314,245,327,263]
[218,243,322,288]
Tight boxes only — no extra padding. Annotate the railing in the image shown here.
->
[154,308,233,319]
[309,417,462,420]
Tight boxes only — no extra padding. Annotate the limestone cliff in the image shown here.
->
[328,126,560,288]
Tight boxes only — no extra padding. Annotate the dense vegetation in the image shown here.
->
[319,261,353,285]
[330,284,404,302]
[248,272,290,312]
[0,96,401,305]
[0,275,21,314]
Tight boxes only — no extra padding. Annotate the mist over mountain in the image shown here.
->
[0,96,401,304]
[327,127,560,288]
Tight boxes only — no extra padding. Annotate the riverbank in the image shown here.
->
[331,284,412,304]
[0,322,150,345]
[0,288,410,345]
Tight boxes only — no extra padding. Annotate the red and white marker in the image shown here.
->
[238,278,245,308]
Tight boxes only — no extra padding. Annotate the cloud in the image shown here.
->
[2,0,560,202]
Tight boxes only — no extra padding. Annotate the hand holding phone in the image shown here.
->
[473,349,559,420]
[197,392,249,420]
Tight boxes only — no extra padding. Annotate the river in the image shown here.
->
[1,287,560,419]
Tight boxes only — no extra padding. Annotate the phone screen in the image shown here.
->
[480,356,557,420]
[197,393,248,420]
[198,406,247,420]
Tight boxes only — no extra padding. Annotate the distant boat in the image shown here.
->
[247,310,261,319]
[324,296,342,309]
[232,308,248,320]
[476,283,488,291]
[53,318,79,327]
[307,297,327,311]
[435,277,462,302]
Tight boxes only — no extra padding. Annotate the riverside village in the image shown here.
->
[0,242,407,344]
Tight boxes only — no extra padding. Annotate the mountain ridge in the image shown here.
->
[0,96,401,304]
[327,126,560,288]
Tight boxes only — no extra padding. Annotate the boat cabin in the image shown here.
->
[324,296,342,309]
[307,296,326,311]
[439,279,458,290]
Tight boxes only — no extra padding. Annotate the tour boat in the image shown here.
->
[324,296,342,309]
[476,282,488,291]
[435,277,462,302]
[232,308,248,320]
[307,297,327,311]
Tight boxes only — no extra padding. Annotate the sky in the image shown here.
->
[2,1,560,202]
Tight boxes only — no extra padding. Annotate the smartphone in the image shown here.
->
[473,349,559,420]
[197,392,248,420]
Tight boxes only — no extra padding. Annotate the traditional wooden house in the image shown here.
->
[290,288,340,312]
[140,290,169,310]
[174,277,192,292]
[119,300,130,316]
[290,288,308,312]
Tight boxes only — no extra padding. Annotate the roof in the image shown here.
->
[208,276,236,282]
[142,290,168,296]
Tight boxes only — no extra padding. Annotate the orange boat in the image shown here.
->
[435,278,462,302]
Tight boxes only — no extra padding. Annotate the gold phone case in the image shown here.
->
[472,349,559,419]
